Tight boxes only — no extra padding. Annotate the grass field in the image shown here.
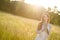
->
[0,11,60,40]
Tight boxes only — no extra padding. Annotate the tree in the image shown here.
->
[53,6,58,14]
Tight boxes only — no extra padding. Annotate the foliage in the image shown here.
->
[49,12,60,26]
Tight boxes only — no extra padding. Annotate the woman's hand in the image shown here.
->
[37,21,43,30]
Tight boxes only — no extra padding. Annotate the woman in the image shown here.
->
[35,14,51,40]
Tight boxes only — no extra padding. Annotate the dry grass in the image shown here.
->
[0,11,60,40]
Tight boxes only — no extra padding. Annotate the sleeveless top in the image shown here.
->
[36,23,51,34]
[42,23,51,32]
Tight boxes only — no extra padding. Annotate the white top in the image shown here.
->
[35,23,51,40]
[36,23,51,34]
[42,23,51,32]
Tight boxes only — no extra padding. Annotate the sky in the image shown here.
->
[24,0,60,11]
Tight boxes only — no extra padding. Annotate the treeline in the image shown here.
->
[0,0,10,12]
[0,0,16,13]
[49,12,60,26]
[0,1,46,20]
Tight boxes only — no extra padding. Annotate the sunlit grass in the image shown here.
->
[48,25,60,40]
[0,11,60,40]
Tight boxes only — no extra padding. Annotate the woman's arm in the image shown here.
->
[36,21,42,34]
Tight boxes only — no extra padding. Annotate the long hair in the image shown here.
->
[37,7,50,30]
[37,14,50,31]
[41,14,50,23]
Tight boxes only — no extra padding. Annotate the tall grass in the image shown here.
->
[0,11,60,40]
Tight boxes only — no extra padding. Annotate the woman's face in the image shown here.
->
[43,15,49,22]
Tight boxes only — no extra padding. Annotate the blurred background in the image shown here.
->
[0,0,60,40]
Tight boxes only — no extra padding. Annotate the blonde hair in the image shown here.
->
[41,14,50,23]
[37,14,50,31]
[37,10,50,31]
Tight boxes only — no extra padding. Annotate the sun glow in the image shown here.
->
[24,0,60,11]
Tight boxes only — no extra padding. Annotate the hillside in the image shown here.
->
[0,11,60,40]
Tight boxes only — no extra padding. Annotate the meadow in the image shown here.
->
[0,11,60,40]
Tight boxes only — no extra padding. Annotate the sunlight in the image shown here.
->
[24,0,60,11]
